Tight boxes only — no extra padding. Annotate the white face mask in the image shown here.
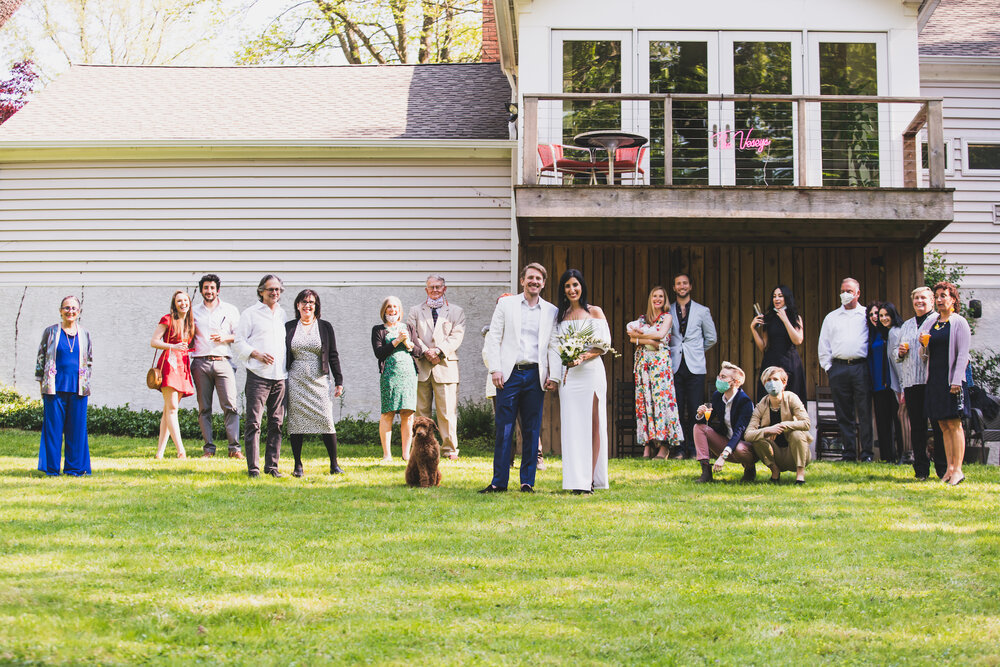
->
[840,291,854,306]
[385,313,399,324]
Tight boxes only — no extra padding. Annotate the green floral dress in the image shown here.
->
[380,323,417,413]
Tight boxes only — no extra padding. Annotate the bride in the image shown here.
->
[545,269,611,494]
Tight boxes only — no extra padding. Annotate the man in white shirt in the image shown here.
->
[480,263,559,493]
[190,274,243,460]
[817,277,873,461]
[234,274,289,477]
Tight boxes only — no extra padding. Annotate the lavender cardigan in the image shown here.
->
[918,313,971,388]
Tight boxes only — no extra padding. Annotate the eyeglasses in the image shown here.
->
[300,301,316,306]
[61,307,79,312]
[262,287,283,293]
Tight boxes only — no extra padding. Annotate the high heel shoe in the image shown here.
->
[948,474,965,486]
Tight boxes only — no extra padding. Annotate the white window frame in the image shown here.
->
[962,138,1000,176]
[918,137,953,176]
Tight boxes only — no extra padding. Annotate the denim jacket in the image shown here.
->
[35,324,93,396]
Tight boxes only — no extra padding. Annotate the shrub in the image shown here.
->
[457,399,495,440]
[970,349,1000,395]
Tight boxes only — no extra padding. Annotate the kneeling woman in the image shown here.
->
[693,362,757,483]
[744,366,812,485]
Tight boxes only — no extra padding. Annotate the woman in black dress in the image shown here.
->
[919,282,972,486]
[750,285,806,405]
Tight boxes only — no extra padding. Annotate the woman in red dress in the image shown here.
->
[150,290,196,459]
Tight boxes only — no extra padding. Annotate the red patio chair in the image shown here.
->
[591,145,648,184]
[537,144,597,183]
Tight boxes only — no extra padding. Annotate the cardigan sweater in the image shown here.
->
[35,324,93,396]
[284,318,343,386]
[371,323,421,375]
[918,312,971,388]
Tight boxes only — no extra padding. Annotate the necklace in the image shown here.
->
[63,328,77,353]
[933,319,948,330]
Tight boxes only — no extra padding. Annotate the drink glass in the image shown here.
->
[704,407,713,421]
[920,333,931,347]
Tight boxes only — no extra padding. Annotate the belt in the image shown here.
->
[514,362,538,370]
[196,356,230,362]
[832,358,863,366]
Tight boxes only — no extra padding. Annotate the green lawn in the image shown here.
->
[1,429,999,666]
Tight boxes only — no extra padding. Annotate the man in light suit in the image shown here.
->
[408,274,466,460]
[481,262,559,493]
[669,272,719,459]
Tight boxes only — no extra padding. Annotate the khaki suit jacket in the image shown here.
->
[407,302,465,383]
[744,391,813,444]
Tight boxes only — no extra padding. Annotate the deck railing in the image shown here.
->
[521,93,946,189]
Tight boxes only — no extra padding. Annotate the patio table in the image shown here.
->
[572,130,648,184]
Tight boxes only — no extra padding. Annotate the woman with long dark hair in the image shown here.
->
[919,282,972,485]
[151,290,196,459]
[285,289,345,477]
[551,269,611,493]
[750,285,806,404]
[869,301,903,462]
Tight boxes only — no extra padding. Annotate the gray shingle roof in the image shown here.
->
[920,0,1000,58]
[0,63,512,142]
[0,0,23,28]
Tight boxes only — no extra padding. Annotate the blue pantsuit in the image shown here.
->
[491,366,543,489]
[39,393,91,476]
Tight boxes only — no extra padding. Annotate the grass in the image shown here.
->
[1,429,999,666]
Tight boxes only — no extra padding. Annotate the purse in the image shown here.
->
[146,350,163,390]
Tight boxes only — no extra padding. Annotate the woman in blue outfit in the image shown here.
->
[35,295,93,476]
[869,302,904,462]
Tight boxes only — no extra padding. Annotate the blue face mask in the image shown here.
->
[764,380,783,397]
[715,378,731,393]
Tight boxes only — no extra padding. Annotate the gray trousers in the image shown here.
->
[244,371,285,474]
[191,357,241,454]
[828,361,873,459]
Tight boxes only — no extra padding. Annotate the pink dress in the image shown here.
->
[156,314,195,397]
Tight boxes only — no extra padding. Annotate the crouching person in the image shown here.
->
[745,366,813,485]
[693,361,757,483]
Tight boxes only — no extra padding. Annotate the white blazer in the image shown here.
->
[483,293,559,388]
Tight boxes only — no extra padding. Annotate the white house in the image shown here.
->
[920,0,1000,350]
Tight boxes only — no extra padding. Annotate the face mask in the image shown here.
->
[715,379,731,393]
[765,380,783,397]
[385,313,399,324]
[840,292,854,306]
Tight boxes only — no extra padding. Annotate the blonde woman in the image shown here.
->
[628,285,683,459]
[744,366,812,485]
[151,290,196,459]
[371,296,420,462]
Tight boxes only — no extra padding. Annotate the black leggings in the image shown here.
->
[872,389,903,462]
[289,433,339,470]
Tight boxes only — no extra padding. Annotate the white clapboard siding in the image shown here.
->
[0,158,514,286]
[922,80,1000,287]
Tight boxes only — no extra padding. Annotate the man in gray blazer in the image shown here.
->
[669,273,718,458]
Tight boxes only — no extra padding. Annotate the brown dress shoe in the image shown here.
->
[229,451,245,460]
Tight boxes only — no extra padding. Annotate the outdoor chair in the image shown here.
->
[814,384,857,460]
[614,380,639,458]
[537,143,597,184]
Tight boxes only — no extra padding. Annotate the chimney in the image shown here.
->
[481,0,500,63]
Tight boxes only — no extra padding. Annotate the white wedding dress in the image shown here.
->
[554,317,610,491]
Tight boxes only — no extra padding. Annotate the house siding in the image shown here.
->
[0,158,513,285]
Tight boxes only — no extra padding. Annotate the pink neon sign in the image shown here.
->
[711,127,772,154]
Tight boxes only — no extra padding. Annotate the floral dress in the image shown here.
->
[633,313,683,446]
[379,322,417,413]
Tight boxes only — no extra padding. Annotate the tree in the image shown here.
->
[0,0,249,80]
[238,0,482,65]
[0,59,38,124]
[924,248,976,334]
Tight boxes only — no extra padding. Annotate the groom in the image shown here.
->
[481,262,559,493]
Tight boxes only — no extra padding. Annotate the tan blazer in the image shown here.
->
[744,391,813,443]
[407,302,466,383]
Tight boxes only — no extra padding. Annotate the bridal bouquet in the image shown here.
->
[555,323,619,383]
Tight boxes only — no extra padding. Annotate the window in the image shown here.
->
[920,140,952,172]
[967,143,1000,171]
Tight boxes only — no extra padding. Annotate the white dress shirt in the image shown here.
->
[191,298,241,357]
[234,301,288,380]
[817,305,869,371]
[517,296,542,364]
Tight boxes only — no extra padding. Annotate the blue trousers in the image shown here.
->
[491,367,544,489]
[39,393,91,476]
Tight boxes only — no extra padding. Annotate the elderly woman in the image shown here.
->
[744,366,812,485]
[693,362,757,483]
[35,295,93,476]
[151,290,196,459]
[919,281,972,486]
[371,296,421,462]
[285,289,345,477]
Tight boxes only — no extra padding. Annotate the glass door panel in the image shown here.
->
[639,32,718,185]
[818,42,879,186]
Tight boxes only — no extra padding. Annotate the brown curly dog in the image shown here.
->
[405,416,442,487]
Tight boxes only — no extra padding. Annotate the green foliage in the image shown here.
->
[456,398,494,440]
[970,349,1000,395]
[924,248,976,334]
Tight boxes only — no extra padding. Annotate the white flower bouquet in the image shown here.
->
[555,322,619,383]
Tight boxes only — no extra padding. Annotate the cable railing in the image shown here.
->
[521,93,946,189]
